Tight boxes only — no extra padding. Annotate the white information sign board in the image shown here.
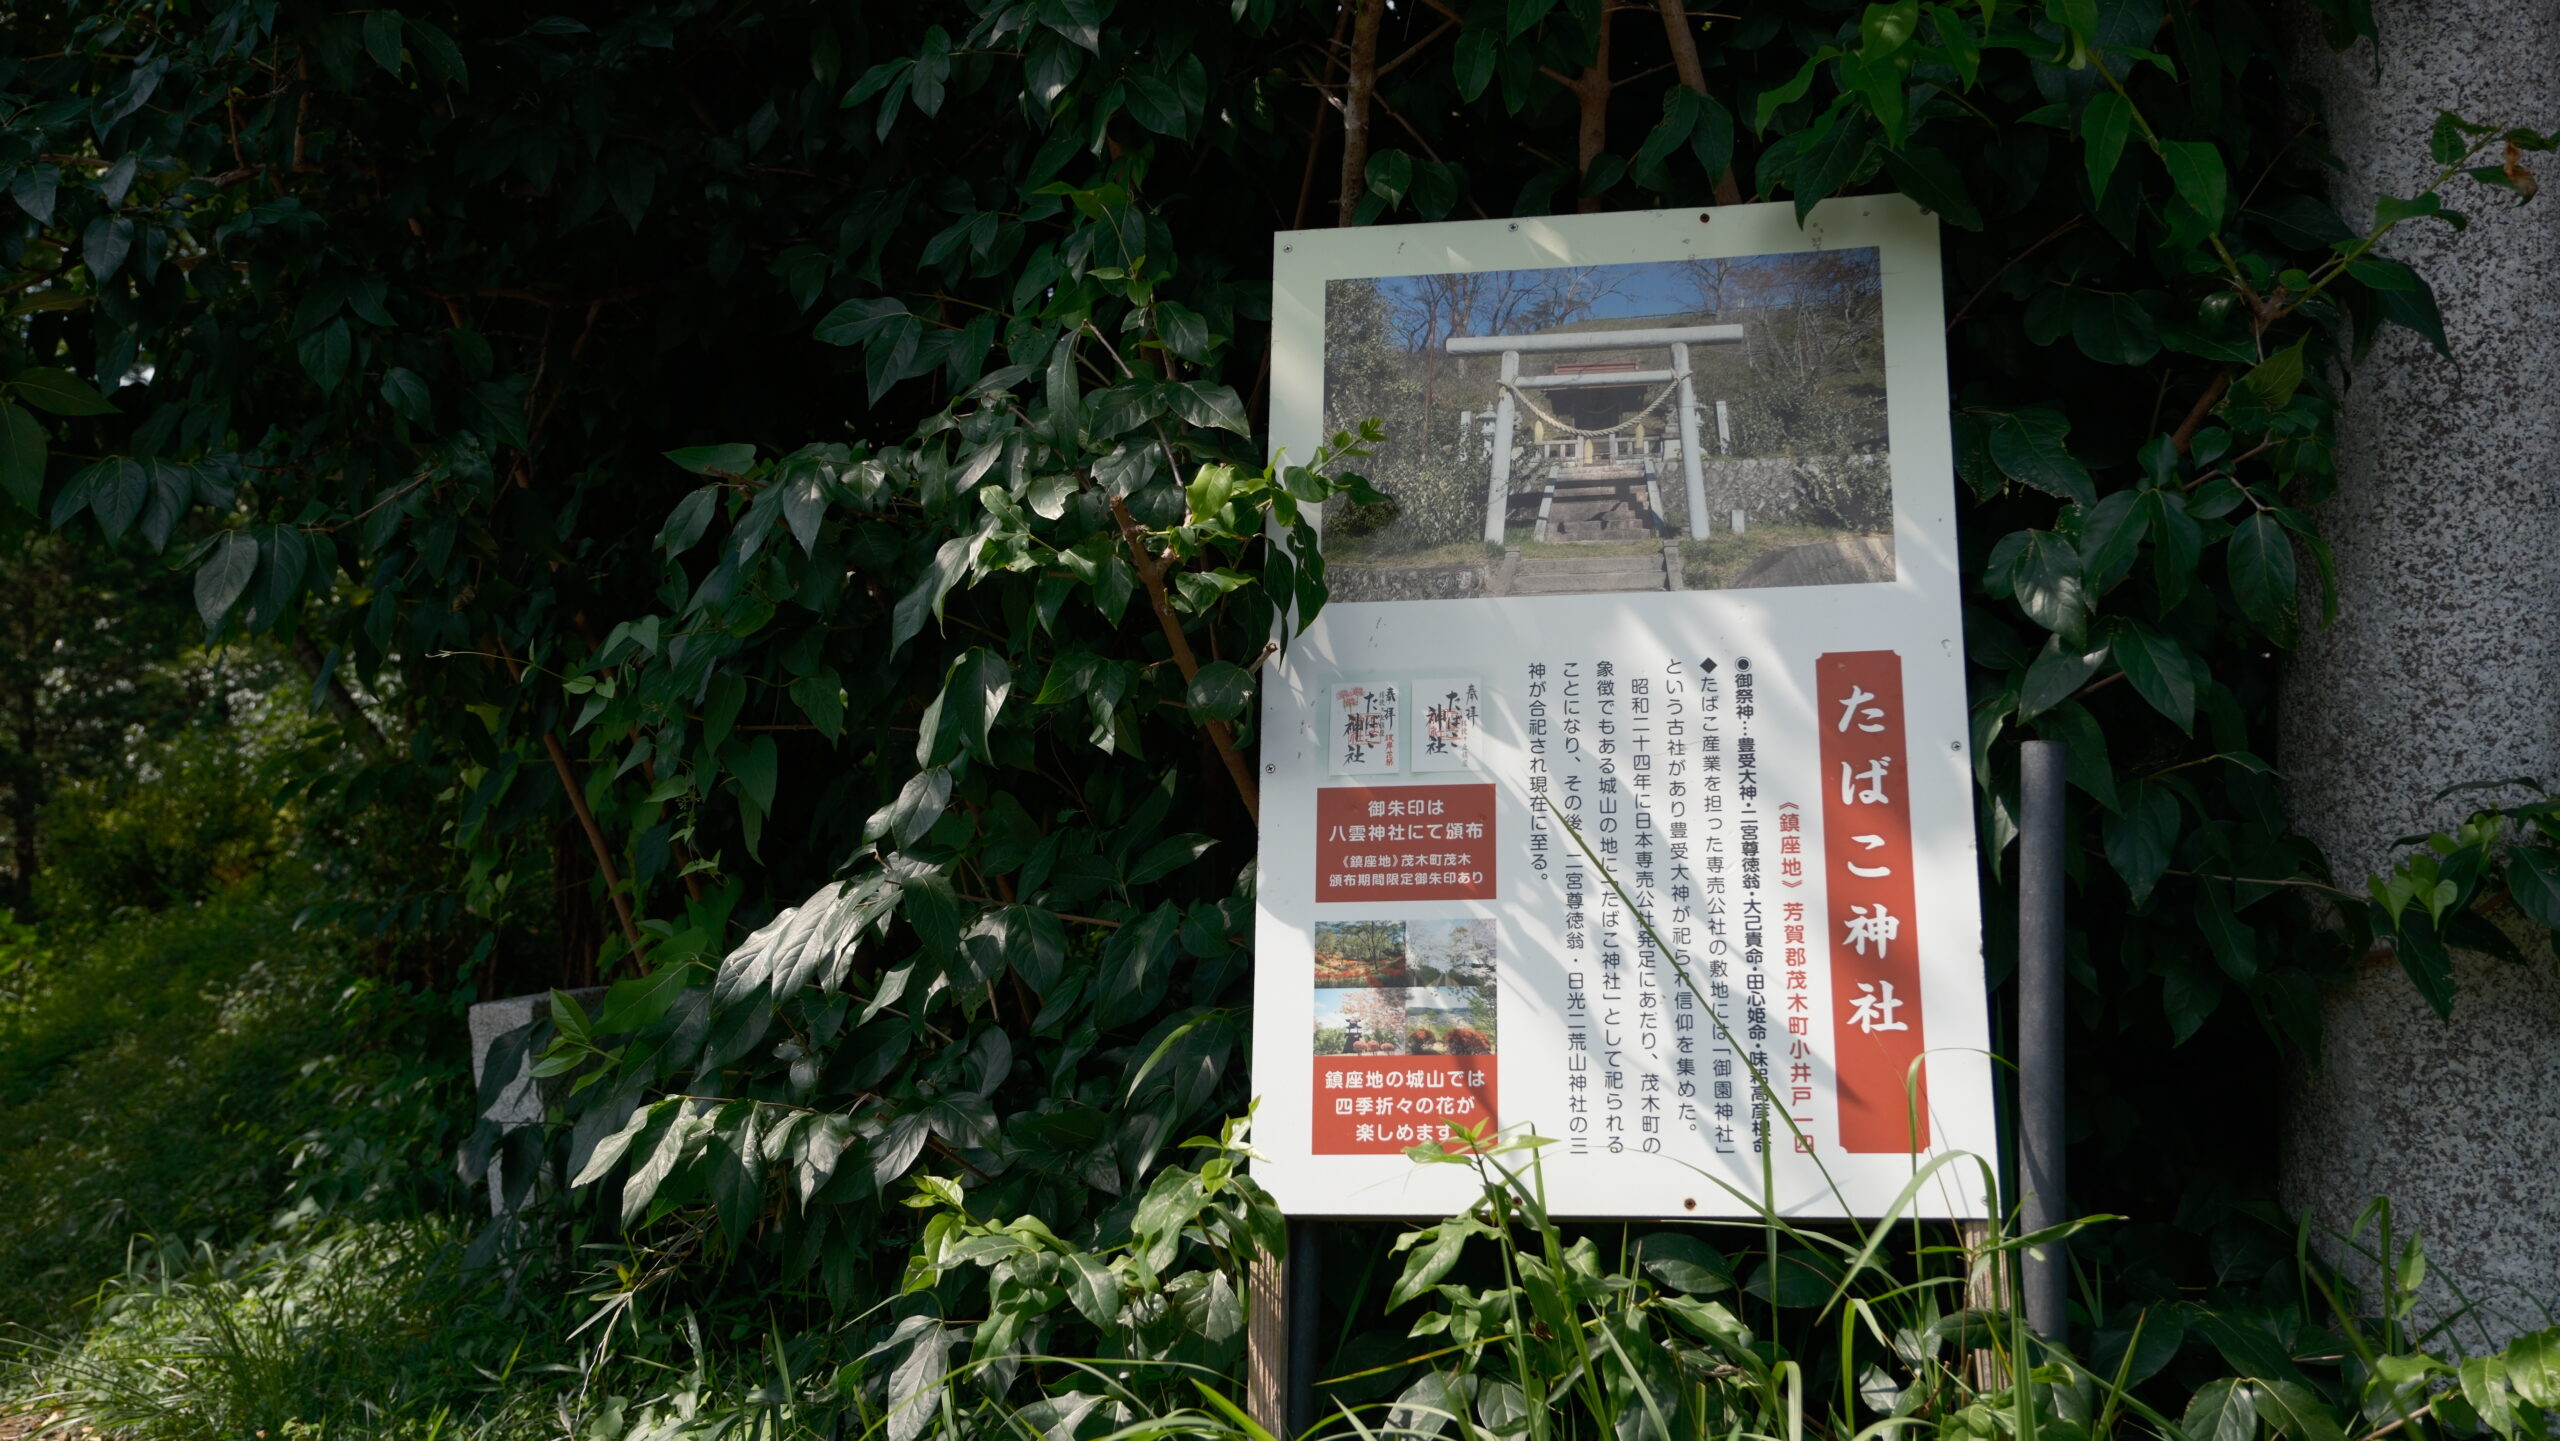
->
[1249,197,1995,1220]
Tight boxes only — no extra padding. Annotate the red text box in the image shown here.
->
[1316,784,1497,902]
[1312,1056,1498,1154]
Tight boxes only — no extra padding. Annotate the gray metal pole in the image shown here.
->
[1286,1219,1321,1435]
[2016,739,2068,1340]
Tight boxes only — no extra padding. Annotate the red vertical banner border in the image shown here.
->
[1817,651,1930,1153]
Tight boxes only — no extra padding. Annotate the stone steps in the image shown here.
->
[1552,523,1662,540]
[1510,565,1669,595]
[1521,553,1673,575]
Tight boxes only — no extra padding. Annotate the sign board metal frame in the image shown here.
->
[1251,197,1996,1223]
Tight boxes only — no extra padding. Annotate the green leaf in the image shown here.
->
[2184,1379,2256,1441]
[571,1101,665,1188]
[194,531,260,631]
[920,648,1014,765]
[2006,531,2088,638]
[1452,28,1496,101]
[887,767,954,848]
[2505,848,2560,931]
[658,485,720,556]
[2107,618,2197,732]
[9,368,117,416]
[1186,660,1253,723]
[2035,699,2119,810]
[83,214,135,282]
[1636,1233,1735,1294]
[2348,257,2451,357]
[2082,91,2134,201]
[1169,382,1249,436]
[87,459,149,542]
[666,442,756,477]
[2196,880,2258,982]
[1064,1253,1125,1326]
[2103,780,2179,905]
[364,9,407,74]
[2020,633,2107,720]
[2227,512,2299,645]
[2161,959,2222,1043]
[1506,0,1560,39]
[1835,48,1905,147]
[1985,408,2096,506]
[727,735,779,813]
[1879,148,1982,229]
[404,17,468,87]
[1044,333,1084,448]
[380,366,433,425]
[2506,1328,2560,1410]
[2237,344,2305,413]
[1790,108,1875,222]
[1365,149,1414,206]
[790,671,845,742]
[891,532,983,652]
[1125,834,1215,886]
[138,463,192,553]
[2391,914,2456,1018]
[1752,51,1830,134]
[2045,0,2098,44]
[815,297,908,347]
[2072,291,2160,365]
[0,403,46,512]
[2162,139,2229,235]
[299,318,352,392]
[1155,301,1211,361]
[11,166,57,225]
[1389,1222,1472,1309]
[2251,1380,2349,1441]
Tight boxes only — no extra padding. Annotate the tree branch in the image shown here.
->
[1108,496,1262,825]
[492,636,647,958]
[1292,0,1352,231]
[1655,0,1741,204]
[1337,0,1385,226]
[2171,369,2232,454]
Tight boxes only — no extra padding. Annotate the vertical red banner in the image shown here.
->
[1817,651,1929,1153]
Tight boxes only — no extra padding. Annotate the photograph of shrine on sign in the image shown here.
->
[1321,250,1892,602]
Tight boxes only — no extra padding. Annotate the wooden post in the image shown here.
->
[1673,343,1709,539]
[1247,1246,1287,1432]
[1959,1217,2006,1391]
[1485,350,1518,546]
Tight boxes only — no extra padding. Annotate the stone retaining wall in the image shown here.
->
[1658,454,1891,531]
[1328,562,1497,603]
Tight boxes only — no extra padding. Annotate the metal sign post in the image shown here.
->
[2016,739,2068,1339]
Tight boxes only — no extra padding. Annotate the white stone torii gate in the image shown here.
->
[1448,325,1744,543]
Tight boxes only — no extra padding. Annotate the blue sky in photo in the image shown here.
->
[1372,249,1878,331]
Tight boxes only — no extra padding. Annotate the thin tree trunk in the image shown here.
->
[1294,1,1353,231]
[1337,0,1384,226]
[1656,0,1742,205]
[1572,20,1611,214]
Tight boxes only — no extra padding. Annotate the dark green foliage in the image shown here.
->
[0,883,471,1331]
[5,0,2560,1435]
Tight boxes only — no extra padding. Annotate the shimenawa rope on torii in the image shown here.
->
[1498,371,1687,439]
